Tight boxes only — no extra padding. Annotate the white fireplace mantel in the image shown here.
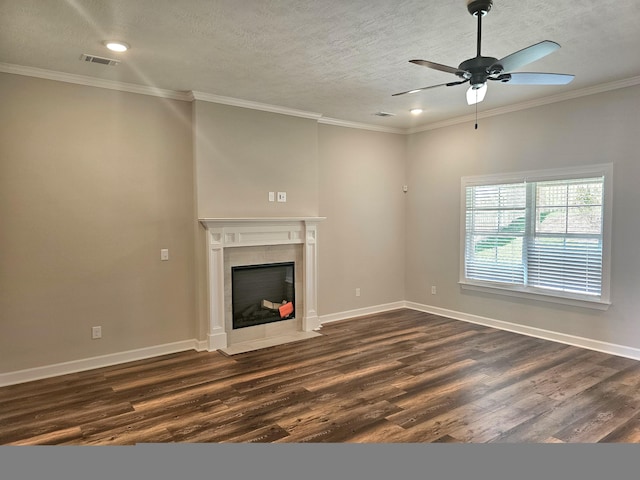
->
[199,217,325,350]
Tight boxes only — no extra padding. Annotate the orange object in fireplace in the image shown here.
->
[279,301,294,318]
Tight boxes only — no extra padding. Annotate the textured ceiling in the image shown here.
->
[1,0,639,130]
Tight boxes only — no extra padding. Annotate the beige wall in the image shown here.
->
[405,84,640,349]
[3,70,639,377]
[0,73,197,372]
[194,101,319,218]
[318,124,406,315]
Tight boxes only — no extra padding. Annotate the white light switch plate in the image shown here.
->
[92,326,102,339]
[161,248,169,261]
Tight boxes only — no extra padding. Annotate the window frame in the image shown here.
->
[459,164,612,310]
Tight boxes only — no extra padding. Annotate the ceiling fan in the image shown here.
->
[392,0,574,106]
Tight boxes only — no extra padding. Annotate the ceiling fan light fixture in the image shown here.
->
[103,41,130,52]
[466,83,487,105]
[410,108,424,115]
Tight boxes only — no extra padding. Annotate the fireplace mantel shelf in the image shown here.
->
[199,217,326,225]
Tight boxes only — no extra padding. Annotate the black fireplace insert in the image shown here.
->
[231,262,295,329]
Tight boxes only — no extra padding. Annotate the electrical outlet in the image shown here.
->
[355,288,361,297]
[277,192,287,202]
[431,286,437,295]
[92,326,102,339]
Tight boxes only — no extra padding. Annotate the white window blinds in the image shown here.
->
[465,183,526,285]
[462,166,610,307]
[528,178,604,295]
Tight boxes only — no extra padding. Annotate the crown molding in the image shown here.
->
[3,62,638,134]
[318,117,405,134]
[189,91,323,120]
[408,75,640,134]
[0,62,192,101]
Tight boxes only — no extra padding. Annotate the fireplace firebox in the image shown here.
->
[231,262,295,329]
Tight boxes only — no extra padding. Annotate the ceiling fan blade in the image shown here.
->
[496,72,575,85]
[409,59,462,76]
[391,80,468,97]
[493,40,560,74]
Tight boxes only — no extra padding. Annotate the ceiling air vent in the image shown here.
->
[80,54,120,66]
[374,111,395,117]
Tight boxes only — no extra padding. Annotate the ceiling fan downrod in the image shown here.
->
[467,0,492,56]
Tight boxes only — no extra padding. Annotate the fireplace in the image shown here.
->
[231,261,295,329]
[199,217,324,350]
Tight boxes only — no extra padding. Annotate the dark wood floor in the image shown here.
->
[2,309,640,444]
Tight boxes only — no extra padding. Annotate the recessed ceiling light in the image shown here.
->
[103,41,130,52]
[410,108,423,115]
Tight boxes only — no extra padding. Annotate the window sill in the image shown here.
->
[459,281,611,311]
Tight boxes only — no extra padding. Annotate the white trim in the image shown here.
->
[3,62,639,134]
[318,301,406,326]
[4,303,640,386]
[461,163,613,186]
[0,62,192,101]
[459,281,610,310]
[194,340,209,352]
[190,91,323,120]
[318,117,405,135]
[199,217,326,224]
[405,302,640,361]
[0,339,200,387]
[408,75,640,134]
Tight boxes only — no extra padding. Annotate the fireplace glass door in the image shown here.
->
[231,262,295,329]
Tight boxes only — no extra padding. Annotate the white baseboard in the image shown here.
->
[318,301,406,326]
[194,340,209,352]
[4,302,639,387]
[0,339,200,387]
[406,301,640,361]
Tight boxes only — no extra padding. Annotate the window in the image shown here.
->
[460,164,612,309]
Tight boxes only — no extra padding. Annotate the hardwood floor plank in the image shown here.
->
[449,393,556,442]
[0,401,135,445]
[343,419,408,443]
[275,400,402,443]
[386,383,492,428]
[598,413,640,442]
[223,424,291,443]
[6,427,85,446]
[553,399,638,443]
[383,403,490,443]
[0,386,117,422]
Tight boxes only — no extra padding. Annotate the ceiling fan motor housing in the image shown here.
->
[467,0,493,16]
[458,56,500,87]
